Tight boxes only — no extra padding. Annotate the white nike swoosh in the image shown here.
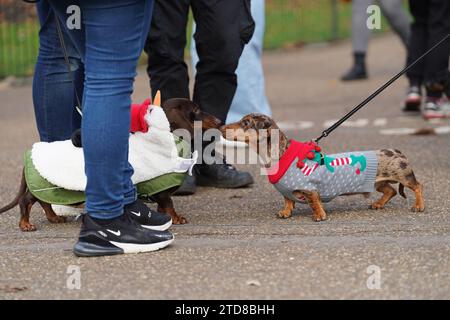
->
[107,229,121,236]
[130,211,141,217]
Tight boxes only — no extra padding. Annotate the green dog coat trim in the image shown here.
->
[24,137,190,205]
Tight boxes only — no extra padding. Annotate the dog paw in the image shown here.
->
[173,215,188,224]
[48,215,67,224]
[277,211,292,219]
[20,222,37,232]
[370,202,384,210]
[411,205,425,212]
[312,212,327,222]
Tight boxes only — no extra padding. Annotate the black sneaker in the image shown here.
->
[125,199,172,231]
[73,214,174,257]
[196,162,254,188]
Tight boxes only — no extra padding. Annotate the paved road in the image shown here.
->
[1,34,449,299]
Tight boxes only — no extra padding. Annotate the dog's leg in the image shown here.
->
[152,189,187,224]
[370,181,397,210]
[18,191,37,232]
[277,196,295,219]
[376,149,425,212]
[401,173,425,212]
[294,190,327,222]
[38,200,67,224]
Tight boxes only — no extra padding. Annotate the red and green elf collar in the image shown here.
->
[267,139,320,184]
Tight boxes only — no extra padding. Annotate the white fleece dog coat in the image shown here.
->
[30,105,197,192]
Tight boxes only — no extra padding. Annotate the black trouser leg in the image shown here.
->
[144,0,190,100]
[406,0,428,86]
[423,0,450,86]
[407,0,450,92]
[191,0,254,123]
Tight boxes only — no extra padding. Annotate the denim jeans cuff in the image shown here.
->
[123,188,137,206]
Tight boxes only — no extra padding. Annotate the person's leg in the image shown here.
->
[226,0,271,123]
[190,0,271,123]
[342,0,371,81]
[406,0,428,87]
[144,0,190,100]
[48,0,148,217]
[379,0,410,47]
[424,0,450,92]
[191,0,255,123]
[48,0,173,256]
[403,0,428,112]
[33,1,82,142]
[422,0,450,119]
[187,0,254,190]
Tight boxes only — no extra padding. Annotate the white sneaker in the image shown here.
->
[422,98,448,120]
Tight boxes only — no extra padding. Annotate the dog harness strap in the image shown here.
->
[130,99,151,133]
[267,140,317,184]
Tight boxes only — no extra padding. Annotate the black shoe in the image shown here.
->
[341,52,367,81]
[124,199,172,231]
[173,173,197,196]
[73,214,174,257]
[195,162,254,188]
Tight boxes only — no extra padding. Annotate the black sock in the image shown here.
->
[91,215,122,226]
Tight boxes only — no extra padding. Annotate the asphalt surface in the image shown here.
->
[0,34,449,299]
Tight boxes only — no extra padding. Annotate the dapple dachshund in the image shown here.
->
[220,113,425,221]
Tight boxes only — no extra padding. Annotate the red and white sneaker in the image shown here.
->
[403,86,422,112]
[422,97,449,120]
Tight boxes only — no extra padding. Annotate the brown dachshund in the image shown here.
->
[0,98,221,231]
[221,113,425,221]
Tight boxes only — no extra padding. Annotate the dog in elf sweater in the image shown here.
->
[220,113,425,221]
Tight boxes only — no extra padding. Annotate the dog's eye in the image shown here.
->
[242,120,250,127]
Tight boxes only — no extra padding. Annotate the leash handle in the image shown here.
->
[315,33,450,143]
[55,16,83,116]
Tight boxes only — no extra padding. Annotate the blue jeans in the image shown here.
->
[46,0,154,218]
[33,0,83,142]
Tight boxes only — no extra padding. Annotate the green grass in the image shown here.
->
[0,1,393,78]
[264,0,388,49]
[0,21,39,78]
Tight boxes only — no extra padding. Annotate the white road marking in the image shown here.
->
[380,126,450,135]
[373,118,387,126]
[277,120,314,130]
[323,118,369,128]
[435,126,450,134]
[380,128,416,135]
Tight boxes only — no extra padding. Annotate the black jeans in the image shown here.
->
[406,0,450,90]
[144,0,255,123]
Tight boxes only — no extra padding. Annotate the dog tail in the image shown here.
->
[398,183,406,199]
[0,169,26,214]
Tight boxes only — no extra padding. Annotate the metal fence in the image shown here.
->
[0,0,382,78]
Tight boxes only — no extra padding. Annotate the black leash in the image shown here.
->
[315,33,450,143]
[54,15,83,116]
